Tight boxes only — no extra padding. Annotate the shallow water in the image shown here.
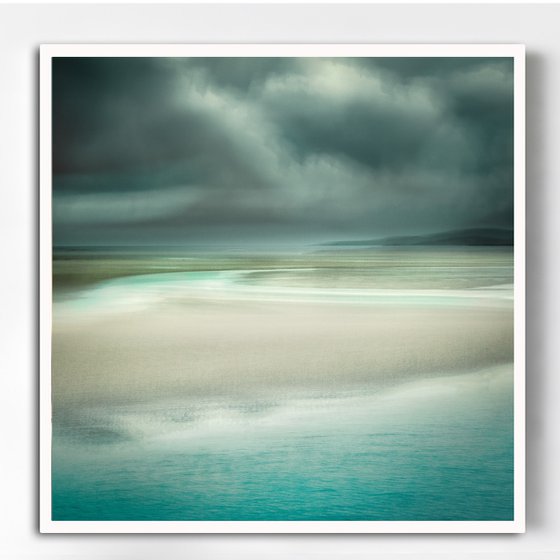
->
[52,366,513,521]
[54,247,513,317]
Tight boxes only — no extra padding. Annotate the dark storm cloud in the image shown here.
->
[262,77,446,173]
[185,57,300,91]
[262,58,512,176]
[53,58,173,174]
[53,57,276,194]
[357,56,510,79]
[52,56,514,245]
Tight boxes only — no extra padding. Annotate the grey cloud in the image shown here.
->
[359,57,511,80]
[52,56,515,246]
[262,80,452,173]
[180,57,301,92]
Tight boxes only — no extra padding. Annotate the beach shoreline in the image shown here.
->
[50,248,515,522]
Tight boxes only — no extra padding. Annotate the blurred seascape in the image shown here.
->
[51,246,514,521]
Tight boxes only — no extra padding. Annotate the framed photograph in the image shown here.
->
[39,43,525,533]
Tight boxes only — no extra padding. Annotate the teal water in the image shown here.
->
[53,247,514,315]
[52,366,513,521]
[55,267,513,318]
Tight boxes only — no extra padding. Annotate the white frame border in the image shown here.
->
[39,43,525,534]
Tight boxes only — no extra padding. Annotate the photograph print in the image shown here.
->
[40,44,525,532]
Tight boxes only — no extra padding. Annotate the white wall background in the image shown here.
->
[0,3,557,559]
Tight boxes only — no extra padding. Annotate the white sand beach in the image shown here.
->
[52,294,513,408]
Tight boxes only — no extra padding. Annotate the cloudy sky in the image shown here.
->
[52,56,514,247]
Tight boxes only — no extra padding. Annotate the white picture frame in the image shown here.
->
[39,43,525,534]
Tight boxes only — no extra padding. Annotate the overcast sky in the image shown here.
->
[52,56,514,247]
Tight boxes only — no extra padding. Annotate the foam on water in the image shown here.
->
[54,268,513,318]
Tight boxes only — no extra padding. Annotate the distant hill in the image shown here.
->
[322,228,514,247]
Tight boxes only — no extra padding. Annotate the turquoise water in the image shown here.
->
[52,367,513,521]
[55,267,513,318]
[53,247,514,313]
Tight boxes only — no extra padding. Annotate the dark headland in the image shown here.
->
[321,228,514,248]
